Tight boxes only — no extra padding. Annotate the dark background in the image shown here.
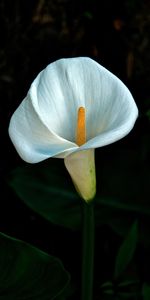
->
[0,0,150,299]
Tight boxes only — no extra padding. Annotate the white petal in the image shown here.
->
[9,94,77,163]
[31,61,82,144]
[80,79,138,149]
[33,57,138,147]
[84,61,138,149]
[9,57,138,163]
[80,69,138,149]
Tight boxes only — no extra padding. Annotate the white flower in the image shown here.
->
[9,57,138,202]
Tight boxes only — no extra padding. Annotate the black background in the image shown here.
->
[0,0,150,298]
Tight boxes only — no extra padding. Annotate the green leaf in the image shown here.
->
[114,220,138,280]
[117,291,139,299]
[9,160,117,231]
[146,109,150,120]
[95,147,150,246]
[118,279,139,287]
[9,160,81,230]
[101,282,113,289]
[9,148,150,241]
[142,283,150,300]
[100,279,140,300]
[95,148,150,216]
[0,232,70,300]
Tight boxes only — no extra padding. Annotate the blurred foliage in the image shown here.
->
[113,221,138,280]
[0,0,150,299]
[9,143,150,298]
[0,232,70,300]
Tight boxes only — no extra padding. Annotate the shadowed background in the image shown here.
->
[0,0,150,299]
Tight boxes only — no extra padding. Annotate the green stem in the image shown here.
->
[81,202,95,300]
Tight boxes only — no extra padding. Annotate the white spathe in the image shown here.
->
[9,57,138,201]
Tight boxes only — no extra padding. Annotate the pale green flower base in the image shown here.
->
[64,149,96,202]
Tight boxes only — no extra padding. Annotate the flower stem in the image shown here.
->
[81,202,95,300]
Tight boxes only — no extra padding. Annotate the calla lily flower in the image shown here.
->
[9,57,138,202]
